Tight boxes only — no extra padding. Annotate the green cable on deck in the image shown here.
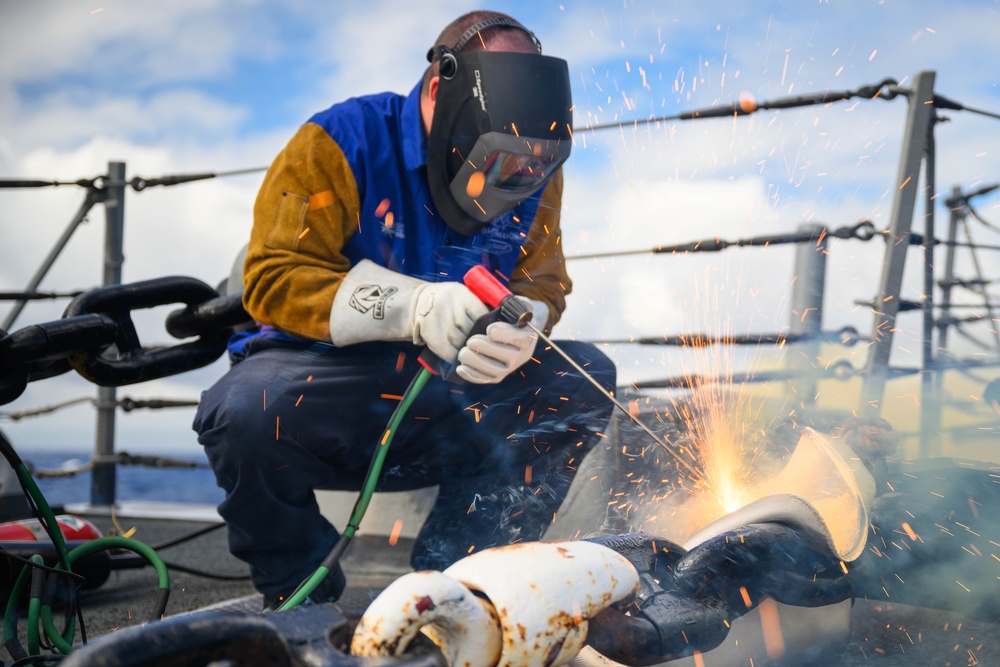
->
[40,536,171,653]
[2,431,171,660]
[278,366,432,611]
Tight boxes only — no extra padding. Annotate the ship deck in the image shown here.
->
[3,503,998,666]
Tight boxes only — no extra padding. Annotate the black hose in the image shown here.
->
[148,522,225,551]
[109,553,250,582]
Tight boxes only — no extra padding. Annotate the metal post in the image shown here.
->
[959,209,1000,351]
[788,223,828,408]
[860,71,937,418]
[938,187,962,353]
[91,161,126,507]
[918,126,937,459]
[930,188,964,460]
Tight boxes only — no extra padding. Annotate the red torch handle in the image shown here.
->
[462,265,512,309]
[417,266,529,377]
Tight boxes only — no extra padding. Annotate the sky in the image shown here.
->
[1,0,999,458]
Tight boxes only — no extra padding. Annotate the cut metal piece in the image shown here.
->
[444,540,640,667]
[350,569,502,667]
[352,540,640,667]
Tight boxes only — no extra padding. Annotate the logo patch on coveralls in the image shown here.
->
[349,284,398,320]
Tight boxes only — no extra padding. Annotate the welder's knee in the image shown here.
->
[194,370,274,463]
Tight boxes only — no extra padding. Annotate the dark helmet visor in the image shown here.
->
[483,150,556,191]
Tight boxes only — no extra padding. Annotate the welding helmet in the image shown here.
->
[426,23,573,235]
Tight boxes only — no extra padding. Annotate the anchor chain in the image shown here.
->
[584,530,852,665]
[0,276,253,405]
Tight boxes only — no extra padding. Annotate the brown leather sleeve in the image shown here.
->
[242,123,361,341]
[508,169,572,331]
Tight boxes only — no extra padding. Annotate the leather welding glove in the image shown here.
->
[455,298,548,384]
[329,259,488,364]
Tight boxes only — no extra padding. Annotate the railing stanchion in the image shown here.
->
[90,161,126,507]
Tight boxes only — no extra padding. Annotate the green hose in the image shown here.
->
[6,445,77,648]
[1,433,72,572]
[278,366,432,611]
[67,536,170,591]
[346,366,431,538]
[1,431,172,660]
[279,566,334,611]
[3,558,34,662]
[27,555,45,657]
[39,598,75,655]
[15,471,72,574]
[26,596,42,658]
[37,535,172,653]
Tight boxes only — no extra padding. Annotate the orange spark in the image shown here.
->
[388,520,403,546]
[758,598,786,659]
[466,171,485,198]
[738,91,757,113]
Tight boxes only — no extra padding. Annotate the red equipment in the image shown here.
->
[0,514,111,590]
[0,514,102,542]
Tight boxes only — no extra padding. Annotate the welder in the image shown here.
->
[193,10,616,609]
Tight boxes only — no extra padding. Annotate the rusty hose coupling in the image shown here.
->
[351,540,641,667]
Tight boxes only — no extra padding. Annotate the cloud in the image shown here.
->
[6,90,250,160]
[0,0,279,87]
[561,176,805,342]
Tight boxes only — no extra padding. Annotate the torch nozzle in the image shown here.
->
[498,295,533,329]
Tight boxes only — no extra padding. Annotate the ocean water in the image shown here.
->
[20,451,224,508]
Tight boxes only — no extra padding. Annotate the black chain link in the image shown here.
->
[585,529,852,664]
[0,276,253,405]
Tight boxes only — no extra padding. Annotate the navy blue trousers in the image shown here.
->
[193,339,616,599]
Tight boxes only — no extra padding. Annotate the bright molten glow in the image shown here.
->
[623,255,875,559]
[689,389,751,514]
[637,272,783,542]
[672,378,764,538]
